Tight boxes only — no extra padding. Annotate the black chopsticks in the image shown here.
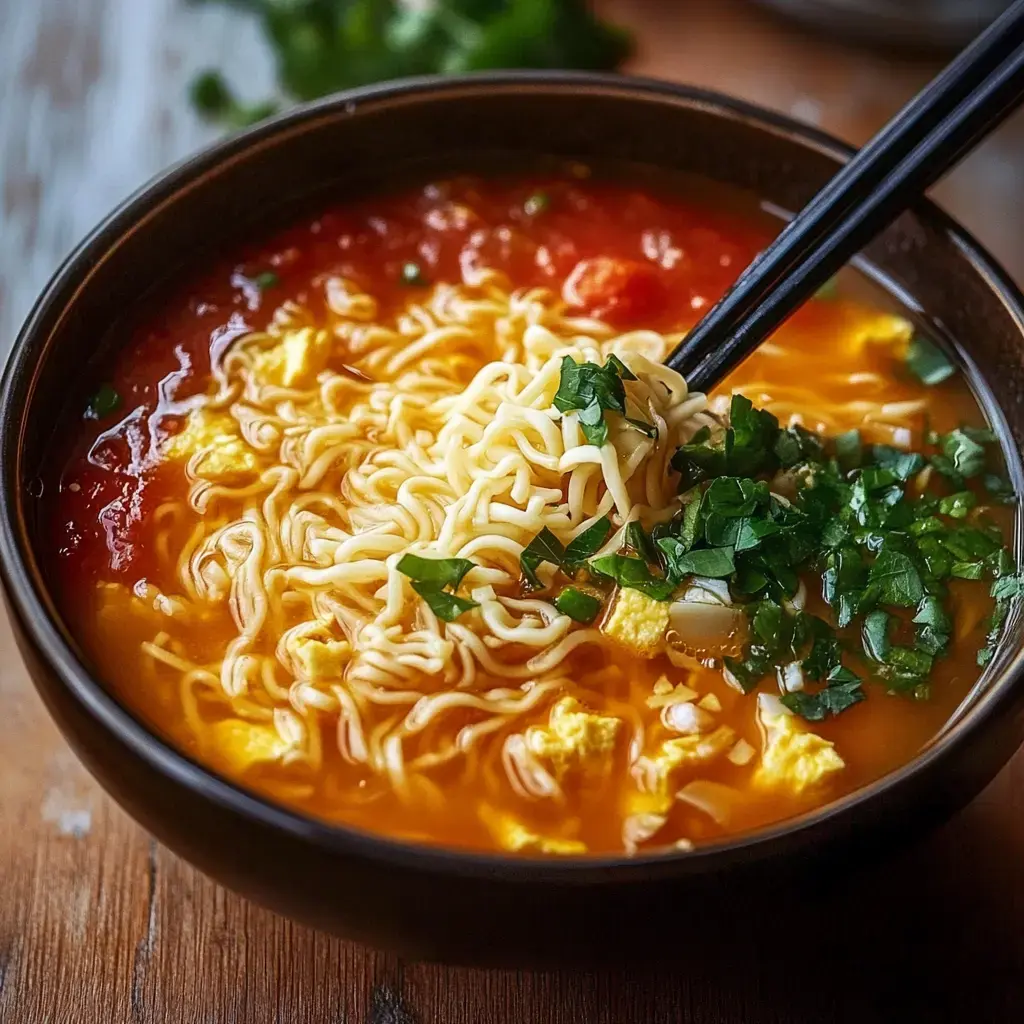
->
[666,0,1024,393]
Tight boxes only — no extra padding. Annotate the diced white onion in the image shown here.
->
[777,661,805,693]
[683,577,732,605]
[676,780,747,825]
[669,600,744,651]
[727,738,756,766]
[661,701,714,735]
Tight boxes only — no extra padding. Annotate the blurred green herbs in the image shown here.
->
[189,0,632,129]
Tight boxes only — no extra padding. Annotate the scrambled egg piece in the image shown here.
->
[847,312,913,357]
[602,587,670,656]
[162,409,258,480]
[251,327,331,388]
[481,808,587,855]
[753,694,845,795]
[292,636,351,682]
[526,697,621,778]
[211,720,290,772]
[624,787,673,818]
[636,725,736,796]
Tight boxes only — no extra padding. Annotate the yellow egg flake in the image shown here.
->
[602,587,670,656]
[526,697,621,778]
[697,693,722,713]
[659,726,736,770]
[480,807,586,855]
[211,720,290,772]
[251,327,331,388]
[636,725,736,796]
[754,698,845,795]
[292,636,351,682]
[162,409,258,480]
[624,787,672,818]
[848,313,913,356]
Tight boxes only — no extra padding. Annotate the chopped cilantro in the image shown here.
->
[553,355,653,447]
[401,261,429,286]
[661,396,1014,706]
[670,395,781,489]
[190,1,631,130]
[951,561,985,580]
[589,553,675,601]
[781,667,865,722]
[992,574,1024,600]
[519,528,565,591]
[868,545,924,607]
[411,584,478,622]
[938,491,976,518]
[834,429,863,470]
[862,609,891,662]
[554,587,602,624]
[625,521,659,564]
[905,336,955,386]
[397,554,478,621]
[936,427,992,480]
[564,516,613,566]
[984,473,1015,503]
[85,383,122,420]
[253,270,279,290]
[397,554,474,589]
[523,192,550,216]
[518,516,613,591]
[665,545,736,580]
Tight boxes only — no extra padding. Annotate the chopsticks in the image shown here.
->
[666,0,1024,393]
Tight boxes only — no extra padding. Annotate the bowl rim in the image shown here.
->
[3,69,1024,884]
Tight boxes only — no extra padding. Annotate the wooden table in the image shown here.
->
[2,1,1023,1020]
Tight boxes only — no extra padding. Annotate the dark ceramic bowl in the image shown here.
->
[2,74,1024,967]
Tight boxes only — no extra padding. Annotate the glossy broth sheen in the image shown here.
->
[51,172,1005,854]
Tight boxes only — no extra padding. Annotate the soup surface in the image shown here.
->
[50,171,1018,855]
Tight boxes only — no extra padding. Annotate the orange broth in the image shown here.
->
[49,173,1009,854]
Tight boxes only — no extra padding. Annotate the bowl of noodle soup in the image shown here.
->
[2,74,1024,964]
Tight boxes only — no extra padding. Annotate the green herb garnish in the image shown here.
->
[563,516,613,566]
[400,261,429,286]
[781,666,865,721]
[670,395,782,489]
[519,516,612,591]
[554,587,602,624]
[189,70,279,128]
[519,528,566,591]
[524,192,550,216]
[625,521,659,564]
[905,336,955,386]
[254,270,279,290]
[662,395,1017,713]
[189,1,631,129]
[589,553,675,601]
[397,554,478,621]
[85,383,122,420]
[552,355,653,447]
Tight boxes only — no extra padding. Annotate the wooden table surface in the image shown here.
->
[3,1,1024,1020]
